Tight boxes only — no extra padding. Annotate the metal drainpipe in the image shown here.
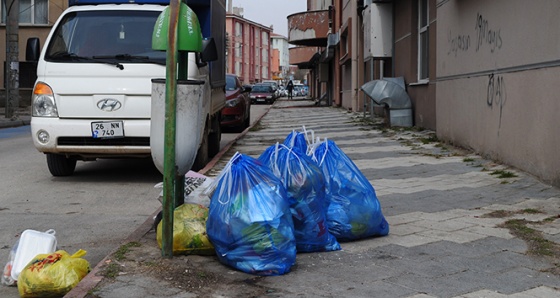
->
[351,0,360,112]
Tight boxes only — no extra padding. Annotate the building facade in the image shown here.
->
[435,0,560,186]
[225,8,272,84]
[271,33,290,83]
[1,0,68,107]
[288,0,560,187]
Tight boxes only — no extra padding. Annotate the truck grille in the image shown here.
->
[57,137,150,146]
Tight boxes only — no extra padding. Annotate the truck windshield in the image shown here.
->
[45,10,165,65]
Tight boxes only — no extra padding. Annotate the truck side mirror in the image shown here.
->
[26,38,41,62]
[200,37,218,63]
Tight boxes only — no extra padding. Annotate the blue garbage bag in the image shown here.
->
[312,139,389,241]
[259,143,341,253]
[206,152,296,276]
[283,127,314,155]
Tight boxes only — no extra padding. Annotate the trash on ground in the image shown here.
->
[156,203,215,255]
[1,238,19,286]
[310,139,390,241]
[10,229,57,282]
[259,142,340,252]
[206,152,296,276]
[17,249,90,298]
[154,170,214,207]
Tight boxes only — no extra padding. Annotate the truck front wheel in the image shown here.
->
[46,153,77,176]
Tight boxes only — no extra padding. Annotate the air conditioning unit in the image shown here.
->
[363,2,393,58]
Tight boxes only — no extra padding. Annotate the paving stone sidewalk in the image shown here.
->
[73,99,560,297]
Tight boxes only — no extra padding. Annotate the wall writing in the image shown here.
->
[487,74,506,129]
[475,13,502,53]
[447,31,470,56]
[446,12,503,56]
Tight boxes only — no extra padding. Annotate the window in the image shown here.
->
[418,0,429,81]
[235,22,242,37]
[1,0,48,25]
[262,48,268,61]
[235,42,242,58]
[262,66,268,79]
[235,62,241,76]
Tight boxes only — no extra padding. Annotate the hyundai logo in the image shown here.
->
[97,98,122,112]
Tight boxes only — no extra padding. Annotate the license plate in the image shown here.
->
[91,121,124,138]
[257,98,265,102]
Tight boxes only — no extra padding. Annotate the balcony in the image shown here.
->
[287,10,330,47]
[289,46,320,69]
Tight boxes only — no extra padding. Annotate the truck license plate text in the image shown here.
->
[91,121,124,138]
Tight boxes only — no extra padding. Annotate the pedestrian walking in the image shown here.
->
[287,80,294,100]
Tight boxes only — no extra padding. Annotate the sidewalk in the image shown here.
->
[0,107,31,129]
[38,98,560,297]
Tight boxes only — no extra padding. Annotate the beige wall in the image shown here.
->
[436,0,560,186]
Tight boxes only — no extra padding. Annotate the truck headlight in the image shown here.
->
[32,82,58,117]
[250,95,256,99]
[266,96,272,99]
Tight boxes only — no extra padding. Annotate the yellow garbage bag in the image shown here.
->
[157,203,215,255]
[17,249,90,298]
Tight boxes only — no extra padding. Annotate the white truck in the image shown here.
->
[26,0,226,176]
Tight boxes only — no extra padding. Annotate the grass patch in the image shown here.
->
[419,134,438,144]
[114,242,141,261]
[483,209,543,218]
[249,123,264,131]
[102,263,121,279]
[499,219,559,258]
[463,157,475,162]
[489,169,518,178]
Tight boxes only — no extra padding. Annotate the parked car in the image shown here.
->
[260,81,280,100]
[221,74,252,132]
[293,84,307,97]
[250,83,276,104]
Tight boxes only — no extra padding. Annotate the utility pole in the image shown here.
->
[4,0,20,119]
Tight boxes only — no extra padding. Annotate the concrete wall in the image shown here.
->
[436,0,560,186]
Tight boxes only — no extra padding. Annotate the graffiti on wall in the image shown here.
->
[487,74,506,129]
[447,31,470,56]
[447,13,502,55]
[475,13,502,53]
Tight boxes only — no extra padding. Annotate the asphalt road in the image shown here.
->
[0,103,269,297]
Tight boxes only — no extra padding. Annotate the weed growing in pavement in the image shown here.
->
[490,169,518,178]
[249,123,264,131]
[499,219,559,258]
[484,209,560,273]
[114,241,141,261]
[85,288,101,298]
[102,263,121,279]
[419,134,438,144]
[483,209,543,218]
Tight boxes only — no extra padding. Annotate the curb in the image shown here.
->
[0,118,31,129]
[64,104,273,298]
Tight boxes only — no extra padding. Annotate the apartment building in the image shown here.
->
[225,6,272,84]
[288,0,560,187]
[271,33,290,83]
[0,0,68,107]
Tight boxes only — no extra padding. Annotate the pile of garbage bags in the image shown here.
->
[1,229,90,297]
[156,128,389,276]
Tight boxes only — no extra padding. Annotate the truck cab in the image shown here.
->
[26,0,226,176]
